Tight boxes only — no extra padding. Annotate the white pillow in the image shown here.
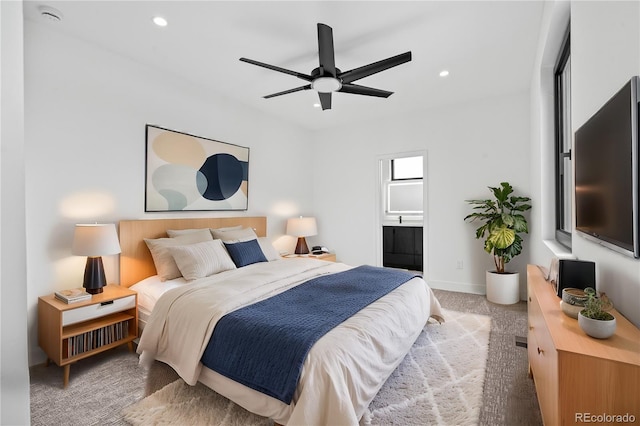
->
[211,227,258,242]
[168,239,236,281]
[257,237,280,261]
[144,232,213,281]
[167,226,242,238]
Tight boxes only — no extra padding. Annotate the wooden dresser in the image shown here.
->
[527,264,640,425]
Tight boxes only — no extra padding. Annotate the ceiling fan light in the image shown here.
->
[312,77,342,93]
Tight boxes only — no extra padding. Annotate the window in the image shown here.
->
[554,28,572,248]
[391,156,423,180]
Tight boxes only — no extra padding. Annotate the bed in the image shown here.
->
[119,217,443,425]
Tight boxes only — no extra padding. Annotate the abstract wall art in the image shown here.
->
[145,125,249,211]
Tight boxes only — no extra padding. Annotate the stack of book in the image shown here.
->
[55,288,92,304]
[67,321,129,358]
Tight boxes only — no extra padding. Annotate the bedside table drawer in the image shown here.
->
[62,295,136,326]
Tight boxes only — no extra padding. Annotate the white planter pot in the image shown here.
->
[578,312,617,339]
[486,271,520,305]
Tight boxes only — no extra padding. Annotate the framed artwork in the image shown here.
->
[145,125,249,211]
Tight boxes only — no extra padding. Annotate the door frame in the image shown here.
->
[374,150,428,277]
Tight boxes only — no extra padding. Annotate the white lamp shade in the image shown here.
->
[72,223,121,257]
[286,217,318,237]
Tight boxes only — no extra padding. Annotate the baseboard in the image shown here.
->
[428,280,486,295]
[30,349,47,367]
[429,280,528,302]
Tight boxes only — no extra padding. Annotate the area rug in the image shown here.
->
[122,309,491,426]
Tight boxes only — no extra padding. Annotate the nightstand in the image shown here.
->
[283,253,337,262]
[310,252,337,262]
[38,284,138,388]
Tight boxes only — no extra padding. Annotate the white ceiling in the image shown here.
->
[23,1,545,131]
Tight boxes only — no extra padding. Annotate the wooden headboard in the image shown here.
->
[119,217,267,287]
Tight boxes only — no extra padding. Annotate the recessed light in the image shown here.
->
[152,16,168,27]
[439,70,449,77]
[313,103,321,108]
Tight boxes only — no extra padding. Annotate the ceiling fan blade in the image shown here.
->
[240,58,313,82]
[317,23,336,76]
[318,92,332,110]
[339,51,412,84]
[339,83,393,98]
[264,85,312,99]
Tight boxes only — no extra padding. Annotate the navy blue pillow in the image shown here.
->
[224,239,268,268]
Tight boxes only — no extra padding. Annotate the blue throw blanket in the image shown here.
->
[200,265,420,404]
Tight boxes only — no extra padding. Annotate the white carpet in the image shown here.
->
[122,309,491,426]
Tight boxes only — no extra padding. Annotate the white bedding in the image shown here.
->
[131,275,187,331]
[137,258,443,425]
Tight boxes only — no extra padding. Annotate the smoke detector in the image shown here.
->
[38,5,63,22]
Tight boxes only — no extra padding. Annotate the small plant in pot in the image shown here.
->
[464,182,531,304]
[578,287,616,339]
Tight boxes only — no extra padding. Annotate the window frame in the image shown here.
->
[553,27,572,249]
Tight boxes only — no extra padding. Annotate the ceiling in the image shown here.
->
[23,1,545,131]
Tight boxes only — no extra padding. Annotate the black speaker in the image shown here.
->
[556,259,596,297]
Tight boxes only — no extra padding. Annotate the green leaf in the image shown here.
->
[512,215,529,233]
[512,203,532,212]
[492,182,513,203]
[501,235,523,262]
[475,224,488,239]
[488,226,515,249]
[502,213,515,227]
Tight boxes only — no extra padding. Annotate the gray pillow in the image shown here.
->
[168,240,236,280]
[167,226,242,238]
[211,227,257,242]
[144,231,213,280]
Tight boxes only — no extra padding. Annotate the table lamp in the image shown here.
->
[72,223,121,294]
[286,216,317,255]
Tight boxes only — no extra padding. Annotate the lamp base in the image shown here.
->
[294,237,310,255]
[83,256,107,294]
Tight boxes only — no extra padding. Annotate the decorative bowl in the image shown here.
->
[560,301,584,319]
[561,288,588,318]
[562,288,589,306]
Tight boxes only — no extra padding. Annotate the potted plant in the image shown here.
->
[464,182,531,304]
[578,287,616,339]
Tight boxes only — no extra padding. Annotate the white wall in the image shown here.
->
[529,0,640,327]
[569,1,640,326]
[24,22,316,365]
[0,1,31,423]
[311,92,532,296]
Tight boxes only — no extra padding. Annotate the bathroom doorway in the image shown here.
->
[375,151,426,273]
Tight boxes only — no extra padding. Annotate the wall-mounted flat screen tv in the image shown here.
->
[575,76,639,258]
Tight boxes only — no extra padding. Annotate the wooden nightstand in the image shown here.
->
[310,252,337,262]
[283,253,337,262]
[38,284,138,388]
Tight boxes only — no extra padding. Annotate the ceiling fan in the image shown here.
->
[240,23,412,110]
